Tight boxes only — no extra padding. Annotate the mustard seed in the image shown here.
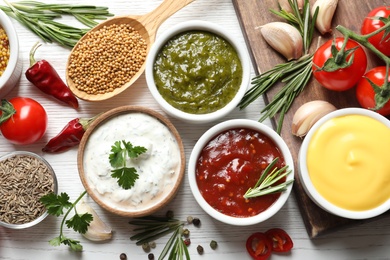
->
[68,23,147,95]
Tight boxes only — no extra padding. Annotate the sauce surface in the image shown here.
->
[83,112,181,212]
[196,128,285,218]
[153,30,242,114]
[307,114,390,211]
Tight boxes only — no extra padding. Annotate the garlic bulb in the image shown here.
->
[278,0,304,13]
[76,199,113,241]
[260,22,303,61]
[291,100,337,137]
[311,0,339,35]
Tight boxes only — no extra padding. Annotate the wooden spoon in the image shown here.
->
[66,0,195,101]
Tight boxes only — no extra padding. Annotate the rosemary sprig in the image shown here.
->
[129,216,190,260]
[244,158,293,199]
[238,0,317,134]
[0,0,113,47]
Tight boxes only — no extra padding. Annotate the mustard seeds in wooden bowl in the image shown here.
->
[0,151,58,229]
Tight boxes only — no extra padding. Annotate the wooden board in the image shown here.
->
[232,0,389,238]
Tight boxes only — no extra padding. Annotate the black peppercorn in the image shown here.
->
[192,217,201,227]
[148,253,155,260]
[197,245,204,255]
[119,253,127,260]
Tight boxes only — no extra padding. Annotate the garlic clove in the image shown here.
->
[76,199,113,241]
[260,22,303,61]
[278,0,304,13]
[291,100,337,137]
[311,0,339,35]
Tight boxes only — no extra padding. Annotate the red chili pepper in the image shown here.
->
[25,42,79,109]
[42,115,99,153]
[246,232,273,260]
[265,228,293,253]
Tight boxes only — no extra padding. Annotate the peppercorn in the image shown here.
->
[197,245,204,255]
[142,242,150,252]
[119,253,127,260]
[210,240,218,250]
[187,215,193,224]
[192,217,201,227]
[184,238,191,246]
[166,210,174,219]
[149,241,156,249]
[148,253,155,260]
[182,228,190,237]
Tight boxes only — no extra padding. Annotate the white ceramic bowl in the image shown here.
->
[0,151,58,229]
[0,9,22,98]
[188,119,294,225]
[145,20,250,124]
[298,108,390,219]
[78,106,185,217]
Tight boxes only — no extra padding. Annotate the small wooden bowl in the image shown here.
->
[78,106,185,217]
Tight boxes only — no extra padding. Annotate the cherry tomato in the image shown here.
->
[0,97,48,145]
[361,6,390,56]
[265,228,293,253]
[246,232,273,260]
[356,66,390,116]
[312,37,367,91]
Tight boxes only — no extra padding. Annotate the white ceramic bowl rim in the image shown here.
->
[188,119,294,226]
[0,151,58,229]
[299,107,390,219]
[0,9,19,86]
[146,20,251,123]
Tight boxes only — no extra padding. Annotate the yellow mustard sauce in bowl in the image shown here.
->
[307,114,390,211]
[299,108,390,219]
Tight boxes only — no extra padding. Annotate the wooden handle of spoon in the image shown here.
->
[139,0,195,42]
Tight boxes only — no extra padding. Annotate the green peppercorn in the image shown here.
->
[142,242,150,252]
[149,241,156,249]
[210,240,218,250]
[187,216,194,224]
[182,228,190,237]
[119,253,127,260]
[197,245,204,255]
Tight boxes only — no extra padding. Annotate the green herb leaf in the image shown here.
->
[40,192,72,217]
[66,213,93,234]
[111,167,139,190]
[62,238,83,252]
[244,158,294,198]
[109,140,147,190]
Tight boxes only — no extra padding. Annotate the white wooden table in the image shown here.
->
[1,0,390,259]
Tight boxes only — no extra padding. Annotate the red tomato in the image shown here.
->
[246,232,273,260]
[361,6,390,56]
[356,66,390,116]
[312,37,367,91]
[0,97,48,145]
[265,228,293,253]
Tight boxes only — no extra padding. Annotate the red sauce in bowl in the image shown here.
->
[195,128,286,218]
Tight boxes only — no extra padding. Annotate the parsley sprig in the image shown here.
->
[109,140,147,190]
[40,191,92,251]
[244,158,294,198]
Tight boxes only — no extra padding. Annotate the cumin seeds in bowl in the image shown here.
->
[0,151,57,229]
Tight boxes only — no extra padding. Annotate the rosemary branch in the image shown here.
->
[129,216,190,260]
[238,0,317,134]
[244,158,293,199]
[0,0,113,47]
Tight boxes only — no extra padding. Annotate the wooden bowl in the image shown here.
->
[78,106,185,217]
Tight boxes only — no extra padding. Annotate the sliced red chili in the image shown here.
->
[246,232,272,260]
[265,228,293,253]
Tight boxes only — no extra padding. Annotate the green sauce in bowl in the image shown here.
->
[153,30,242,114]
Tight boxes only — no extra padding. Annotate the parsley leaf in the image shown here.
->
[109,140,147,190]
[40,192,72,217]
[40,191,91,251]
[66,213,93,234]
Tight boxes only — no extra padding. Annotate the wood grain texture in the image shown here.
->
[232,0,389,238]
